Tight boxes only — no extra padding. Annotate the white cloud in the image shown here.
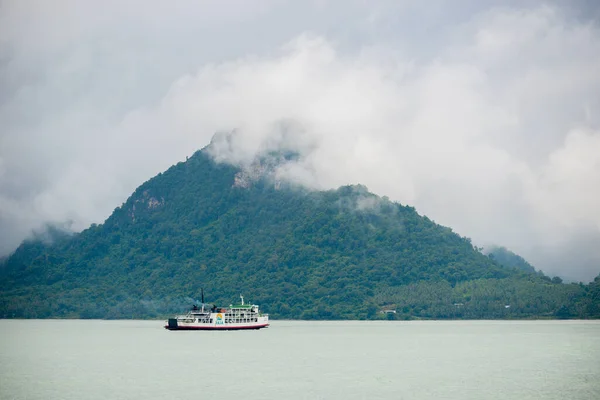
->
[1,1,599,281]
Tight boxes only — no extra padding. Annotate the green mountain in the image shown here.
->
[1,147,598,320]
[486,246,536,274]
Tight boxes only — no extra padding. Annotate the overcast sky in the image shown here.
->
[1,0,599,281]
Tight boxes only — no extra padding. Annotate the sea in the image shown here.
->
[1,319,599,400]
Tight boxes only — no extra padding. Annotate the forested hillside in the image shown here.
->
[486,246,536,274]
[1,148,598,320]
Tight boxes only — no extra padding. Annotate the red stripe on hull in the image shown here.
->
[164,324,269,331]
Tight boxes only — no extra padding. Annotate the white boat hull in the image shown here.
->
[165,321,269,330]
[165,313,269,331]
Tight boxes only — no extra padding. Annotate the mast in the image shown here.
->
[201,288,205,312]
[240,294,244,305]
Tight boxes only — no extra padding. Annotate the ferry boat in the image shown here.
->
[165,294,269,331]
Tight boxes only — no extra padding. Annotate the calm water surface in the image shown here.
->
[1,320,599,400]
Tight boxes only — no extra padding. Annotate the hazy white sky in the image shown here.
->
[1,0,599,281]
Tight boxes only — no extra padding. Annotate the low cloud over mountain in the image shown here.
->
[1,1,599,281]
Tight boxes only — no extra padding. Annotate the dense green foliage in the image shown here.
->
[374,276,598,320]
[1,149,599,320]
[486,246,536,273]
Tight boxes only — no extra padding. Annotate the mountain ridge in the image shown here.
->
[1,146,598,319]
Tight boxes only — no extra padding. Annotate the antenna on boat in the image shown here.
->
[240,294,244,305]
[201,288,205,312]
